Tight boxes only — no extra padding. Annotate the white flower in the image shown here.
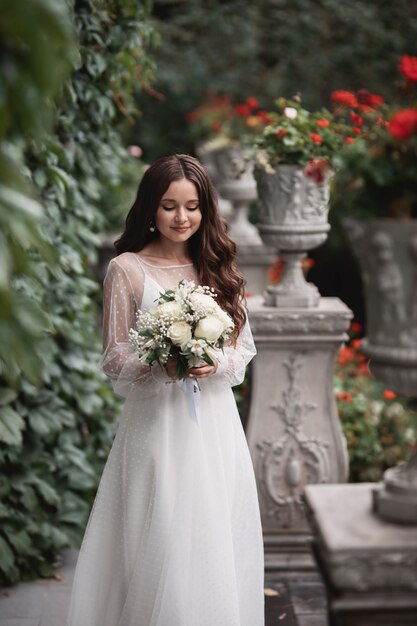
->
[189,292,218,311]
[167,321,192,347]
[214,308,234,332]
[204,345,219,365]
[194,315,225,342]
[156,301,183,319]
[186,339,207,366]
[284,106,298,119]
[385,402,405,420]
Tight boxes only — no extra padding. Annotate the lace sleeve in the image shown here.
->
[214,317,257,387]
[101,258,169,398]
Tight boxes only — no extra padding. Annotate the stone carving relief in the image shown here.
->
[278,167,304,222]
[303,171,332,220]
[344,219,417,395]
[345,220,417,349]
[256,353,329,527]
[255,165,331,227]
[372,231,408,345]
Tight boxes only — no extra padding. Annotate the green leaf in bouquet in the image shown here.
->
[203,352,216,366]
[159,291,175,302]
[139,328,154,337]
[175,356,189,379]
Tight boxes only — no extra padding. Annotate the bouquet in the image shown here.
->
[129,280,234,379]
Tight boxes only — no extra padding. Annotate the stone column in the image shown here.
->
[247,296,352,580]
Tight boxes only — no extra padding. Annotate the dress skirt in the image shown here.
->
[66,376,265,626]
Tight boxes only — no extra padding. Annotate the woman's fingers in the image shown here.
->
[188,364,217,378]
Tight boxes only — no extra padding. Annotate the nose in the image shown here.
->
[175,207,189,223]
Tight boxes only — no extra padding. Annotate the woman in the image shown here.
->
[66,154,265,626]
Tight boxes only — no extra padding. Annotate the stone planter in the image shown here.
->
[195,142,233,219]
[344,217,417,524]
[209,145,263,247]
[254,164,333,307]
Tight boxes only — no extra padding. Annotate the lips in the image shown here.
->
[172,227,189,232]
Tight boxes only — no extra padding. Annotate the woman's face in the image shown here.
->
[155,178,202,244]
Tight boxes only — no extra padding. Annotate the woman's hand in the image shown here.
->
[188,363,218,379]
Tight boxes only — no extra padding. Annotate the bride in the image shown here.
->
[66,154,265,626]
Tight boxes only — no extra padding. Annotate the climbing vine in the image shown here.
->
[0,0,156,583]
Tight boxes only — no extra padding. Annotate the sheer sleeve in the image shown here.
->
[101,258,169,398]
[214,317,257,387]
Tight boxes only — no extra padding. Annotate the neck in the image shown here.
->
[147,238,191,262]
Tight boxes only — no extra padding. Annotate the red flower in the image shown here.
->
[310,132,323,144]
[258,110,273,124]
[383,390,397,400]
[338,346,355,364]
[350,322,362,333]
[235,104,251,117]
[337,392,353,403]
[368,94,385,107]
[302,258,316,270]
[359,362,370,375]
[399,55,417,83]
[304,159,329,183]
[344,137,355,144]
[331,90,359,108]
[357,104,374,113]
[246,97,260,110]
[316,118,330,128]
[350,111,363,127]
[275,128,288,139]
[389,109,417,140]
[356,89,384,108]
[377,117,389,128]
[268,258,285,283]
[351,338,362,350]
[352,127,361,135]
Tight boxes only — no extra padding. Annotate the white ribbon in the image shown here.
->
[180,377,201,423]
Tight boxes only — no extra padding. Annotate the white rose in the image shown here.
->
[157,301,183,319]
[190,292,218,311]
[214,309,234,332]
[194,315,224,342]
[167,321,192,347]
[284,106,297,119]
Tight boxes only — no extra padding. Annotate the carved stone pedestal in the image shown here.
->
[247,296,352,580]
[238,246,276,296]
[305,483,417,626]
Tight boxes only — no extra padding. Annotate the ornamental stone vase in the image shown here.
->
[344,217,417,524]
[195,142,233,219]
[254,164,333,307]
[209,145,263,247]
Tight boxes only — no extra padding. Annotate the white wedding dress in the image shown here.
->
[66,252,265,626]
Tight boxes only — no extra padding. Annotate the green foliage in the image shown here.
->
[249,98,354,169]
[335,331,417,482]
[135,0,417,159]
[0,0,75,380]
[0,0,156,584]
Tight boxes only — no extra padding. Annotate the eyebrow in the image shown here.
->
[161,197,199,202]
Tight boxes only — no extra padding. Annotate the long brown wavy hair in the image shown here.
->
[115,154,246,338]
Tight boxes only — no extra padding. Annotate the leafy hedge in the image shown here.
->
[0,0,156,584]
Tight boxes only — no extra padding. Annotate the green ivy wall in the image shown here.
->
[0,0,156,584]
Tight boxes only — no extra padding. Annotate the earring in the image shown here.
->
[149,221,156,233]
